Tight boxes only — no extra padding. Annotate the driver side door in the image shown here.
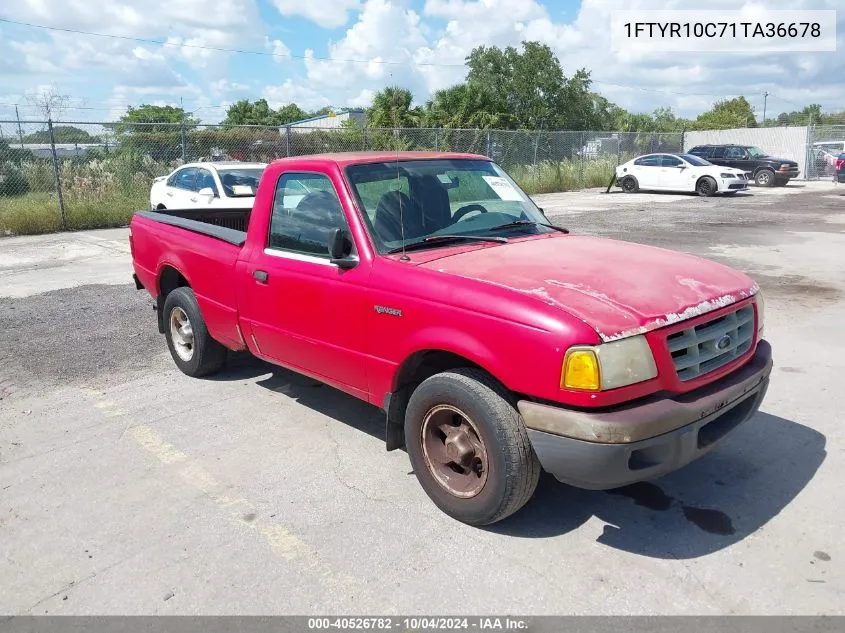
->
[237,171,371,397]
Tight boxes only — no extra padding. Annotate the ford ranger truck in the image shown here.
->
[130,151,772,526]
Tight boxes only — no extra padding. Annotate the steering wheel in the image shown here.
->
[453,204,488,222]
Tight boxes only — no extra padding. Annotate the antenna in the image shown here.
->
[397,140,408,261]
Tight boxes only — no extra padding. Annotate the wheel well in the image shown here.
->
[753,166,773,176]
[158,265,189,298]
[156,266,189,333]
[156,203,167,210]
[384,350,490,450]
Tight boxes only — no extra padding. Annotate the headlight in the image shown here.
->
[561,335,658,392]
[720,173,734,179]
[755,291,765,338]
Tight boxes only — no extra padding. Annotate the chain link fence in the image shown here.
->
[807,124,845,180]
[16,117,844,236]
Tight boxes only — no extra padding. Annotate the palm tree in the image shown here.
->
[367,87,421,129]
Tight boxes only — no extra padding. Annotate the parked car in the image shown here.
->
[812,141,845,177]
[615,153,749,196]
[150,162,267,210]
[130,151,771,526]
[835,152,845,184]
[687,144,799,187]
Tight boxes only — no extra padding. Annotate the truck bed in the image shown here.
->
[136,207,250,244]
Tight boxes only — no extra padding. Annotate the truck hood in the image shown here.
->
[420,235,758,342]
[761,156,798,165]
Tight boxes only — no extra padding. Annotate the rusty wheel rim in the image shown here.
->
[421,404,489,498]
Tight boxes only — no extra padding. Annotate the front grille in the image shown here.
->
[729,183,746,189]
[666,305,755,381]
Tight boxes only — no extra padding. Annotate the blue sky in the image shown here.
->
[0,0,842,127]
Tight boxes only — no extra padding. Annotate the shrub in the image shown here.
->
[0,164,29,197]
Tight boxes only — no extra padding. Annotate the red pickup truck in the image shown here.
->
[130,151,772,526]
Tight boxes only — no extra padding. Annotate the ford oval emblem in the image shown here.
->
[716,334,732,350]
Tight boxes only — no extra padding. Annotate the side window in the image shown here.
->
[268,173,349,258]
[173,168,197,190]
[711,147,727,158]
[634,155,661,167]
[662,155,683,167]
[725,147,746,159]
[196,169,218,195]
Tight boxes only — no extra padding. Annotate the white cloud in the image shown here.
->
[264,80,333,111]
[269,0,361,29]
[265,37,292,62]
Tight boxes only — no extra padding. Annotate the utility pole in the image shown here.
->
[15,105,25,149]
[762,91,769,127]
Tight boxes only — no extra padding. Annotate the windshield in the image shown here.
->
[746,147,766,158]
[345,159,552,254]
[679,154,711,166]
[217,168,265,197]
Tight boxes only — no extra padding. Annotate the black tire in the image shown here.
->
[404,368,540,526]
[621,176,639,193]
[774,179,788,187]
[696,176,717,197]
[162,287,227,377]
[755,169,775,187]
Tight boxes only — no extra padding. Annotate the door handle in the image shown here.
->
[190,197,198,202]
[253,270,269,283]
[166,191,173,197]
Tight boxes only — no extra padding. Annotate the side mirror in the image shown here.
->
[328,228,358,270]
[537,207,546,216]
[198,187,216,197]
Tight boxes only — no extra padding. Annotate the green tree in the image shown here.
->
[692,97,757,130]
[22,126,101,144]
[461,41,609,131]
[223,99,307,126]
[423,83,514,129]
[367,87,422,128]
[108,104,198,162]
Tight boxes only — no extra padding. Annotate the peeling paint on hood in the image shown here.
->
[419,234,759,342]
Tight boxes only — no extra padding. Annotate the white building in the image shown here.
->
[285,110,366,133]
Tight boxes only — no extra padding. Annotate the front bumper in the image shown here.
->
[518,341,772,490]
[775,169,800,179]
[720,177,748,191]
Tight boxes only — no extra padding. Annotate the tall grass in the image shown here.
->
[509,155,622,195]
[1,153,169,236]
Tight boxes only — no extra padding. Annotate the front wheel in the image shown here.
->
[696,176,717,197]
[163,287,227,377]
[404,369,540,526]
[755,169,775,187]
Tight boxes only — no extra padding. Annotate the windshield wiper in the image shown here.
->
[386,234,508,254]
[487,219,569,234]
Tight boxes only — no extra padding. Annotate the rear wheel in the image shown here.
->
[404,368,540,526]
[163,287,227,377]
[621,176,639,193]
[696,176,717,197]
[755,169,775,187]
